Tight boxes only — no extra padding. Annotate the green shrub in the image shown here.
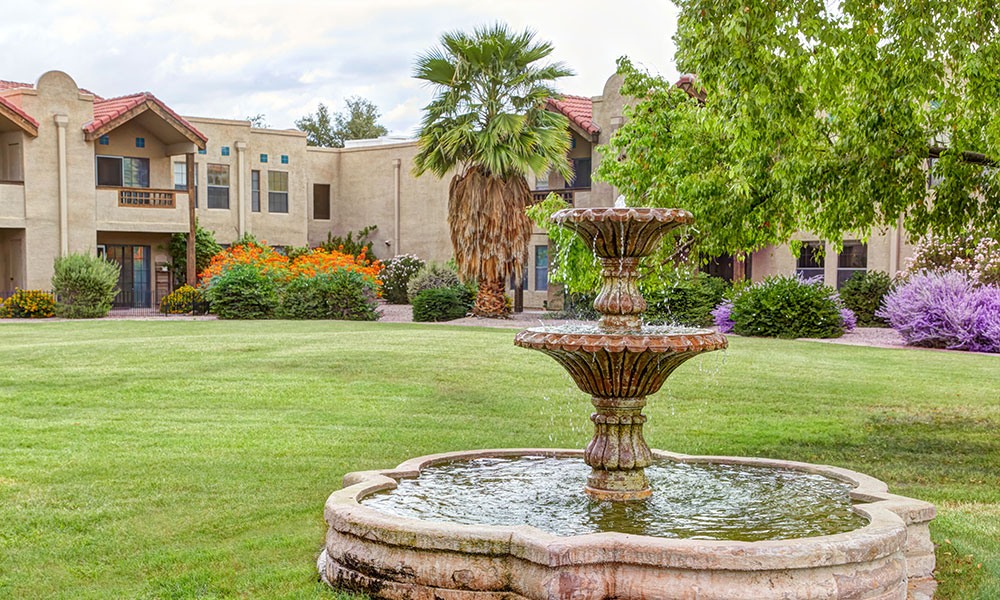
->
[730,275,845,338]
[382,254,425,304]
[166,222,222,286]
[0,289,55,318]
[276,271,380,321]
[159,285,208,314]
[205,263,278,319]
[406,262,461,302]
[412,286,470,322]
[838,271,892,327]
[644,272,729,327]
[319,225,378,263]
[51,253,120,318]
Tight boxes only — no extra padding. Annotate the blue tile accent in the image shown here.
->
[570,137,576,149]
[221,146,230,156]
[260,154,268,163]
[135,137,145,148]
[280,155,288,164]
[98,135,109,145]
[198,148,207,155]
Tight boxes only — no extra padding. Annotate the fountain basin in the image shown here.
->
[319,448,936,600]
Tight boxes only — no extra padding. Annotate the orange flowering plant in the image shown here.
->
[198,239,384,298]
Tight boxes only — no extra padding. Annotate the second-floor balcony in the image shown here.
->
[530,188,586,206]
[107,186,178,209]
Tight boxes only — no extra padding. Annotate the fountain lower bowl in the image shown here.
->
[319,448,936,600]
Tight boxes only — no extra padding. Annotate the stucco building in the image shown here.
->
[0,70,918,311]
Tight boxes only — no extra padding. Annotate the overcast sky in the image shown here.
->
[1,0,680,135]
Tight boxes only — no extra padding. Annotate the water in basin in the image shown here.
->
[360,456,867,541]
[527,324,714,336]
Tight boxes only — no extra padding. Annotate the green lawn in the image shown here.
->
[0,321,997,599]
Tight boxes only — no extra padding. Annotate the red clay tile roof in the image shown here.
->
[86,92,207,143]
[0,79,103,99]
[547,95,599,136]
[0,94,39,133]
[675,74,706,102]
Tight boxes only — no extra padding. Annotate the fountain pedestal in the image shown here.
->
[584,396,652,500]
[515,206,725,501]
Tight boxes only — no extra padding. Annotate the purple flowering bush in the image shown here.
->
[711,300,735,333]
[877,271,1000,353]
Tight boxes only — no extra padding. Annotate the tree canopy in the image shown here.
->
[295,97,389,148]
[597,1,1000,261]
[412,22,574,181]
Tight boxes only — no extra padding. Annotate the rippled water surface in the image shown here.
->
[361,456,867,541]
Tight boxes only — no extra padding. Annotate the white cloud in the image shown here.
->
[6,0,680,131]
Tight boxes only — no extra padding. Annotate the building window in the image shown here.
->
[313,183,330,220]
[174,162,198,207]
[535,245,549,291]
[251,170,261,212]
[221,146,230,156]
[135,137,145,148]
[98,135,109,145]
[207,164,230,209]
[97,156,149,188]
[260,153,268,163]
[795,242,824,281]
[535,171,549,191]
[570,158,591,189]
[268,171,288,213]
[281,155,289,164]
[837,241,867,288]
[927,157,944,188]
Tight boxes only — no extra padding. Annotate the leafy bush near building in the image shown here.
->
[167,223,222,287]
[406,262,461,302]
[838,271,892,327]
[277,271,380,321]
[643,272,729,327]
[381,254,425,304]
[0,289,55,318]
[51,253,120,318]
[877,271,1000,353]
[412,286,470,322]
[319,225,379,263]
[727,275,853,338]
[204,263,278,319]
[198,240,383,320]
[159,285,208,314]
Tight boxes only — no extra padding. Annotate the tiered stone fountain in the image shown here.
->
[319,204,937,600]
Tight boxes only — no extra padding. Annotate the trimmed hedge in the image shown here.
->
[276,270,379,321]
[729,275,849,338]
[412,286,470,322]
[205,263,278,319]
[644,273,728,327]
[407,263,461,302]
[839,271,892,327]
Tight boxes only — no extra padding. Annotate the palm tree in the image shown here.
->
[413,23,574,317]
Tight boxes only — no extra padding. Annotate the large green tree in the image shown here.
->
[597,1,1000,263]
[295,97,389,148]
[412,23,573,316]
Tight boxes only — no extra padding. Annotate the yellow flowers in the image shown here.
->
[0,289,56,318]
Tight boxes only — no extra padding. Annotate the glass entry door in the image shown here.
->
[102,245,151,308]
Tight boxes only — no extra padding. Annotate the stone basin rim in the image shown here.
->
[514,328,729,353]
[551,206,694,225]
[325,447,933,571]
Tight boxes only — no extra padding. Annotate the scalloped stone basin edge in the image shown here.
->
[319,448,936,600]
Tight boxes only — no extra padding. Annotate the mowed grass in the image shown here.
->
[0,320,998,600]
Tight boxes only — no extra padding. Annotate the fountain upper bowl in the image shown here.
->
[550,207,694,259]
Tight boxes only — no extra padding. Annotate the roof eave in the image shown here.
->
[84,98,207,150]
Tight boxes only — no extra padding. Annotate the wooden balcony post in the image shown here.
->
[186,152,196,285]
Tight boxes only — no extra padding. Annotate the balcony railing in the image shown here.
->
[531,189,577,205]
[111,187,177,208]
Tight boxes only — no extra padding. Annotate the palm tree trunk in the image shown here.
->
[472,278,509,318]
